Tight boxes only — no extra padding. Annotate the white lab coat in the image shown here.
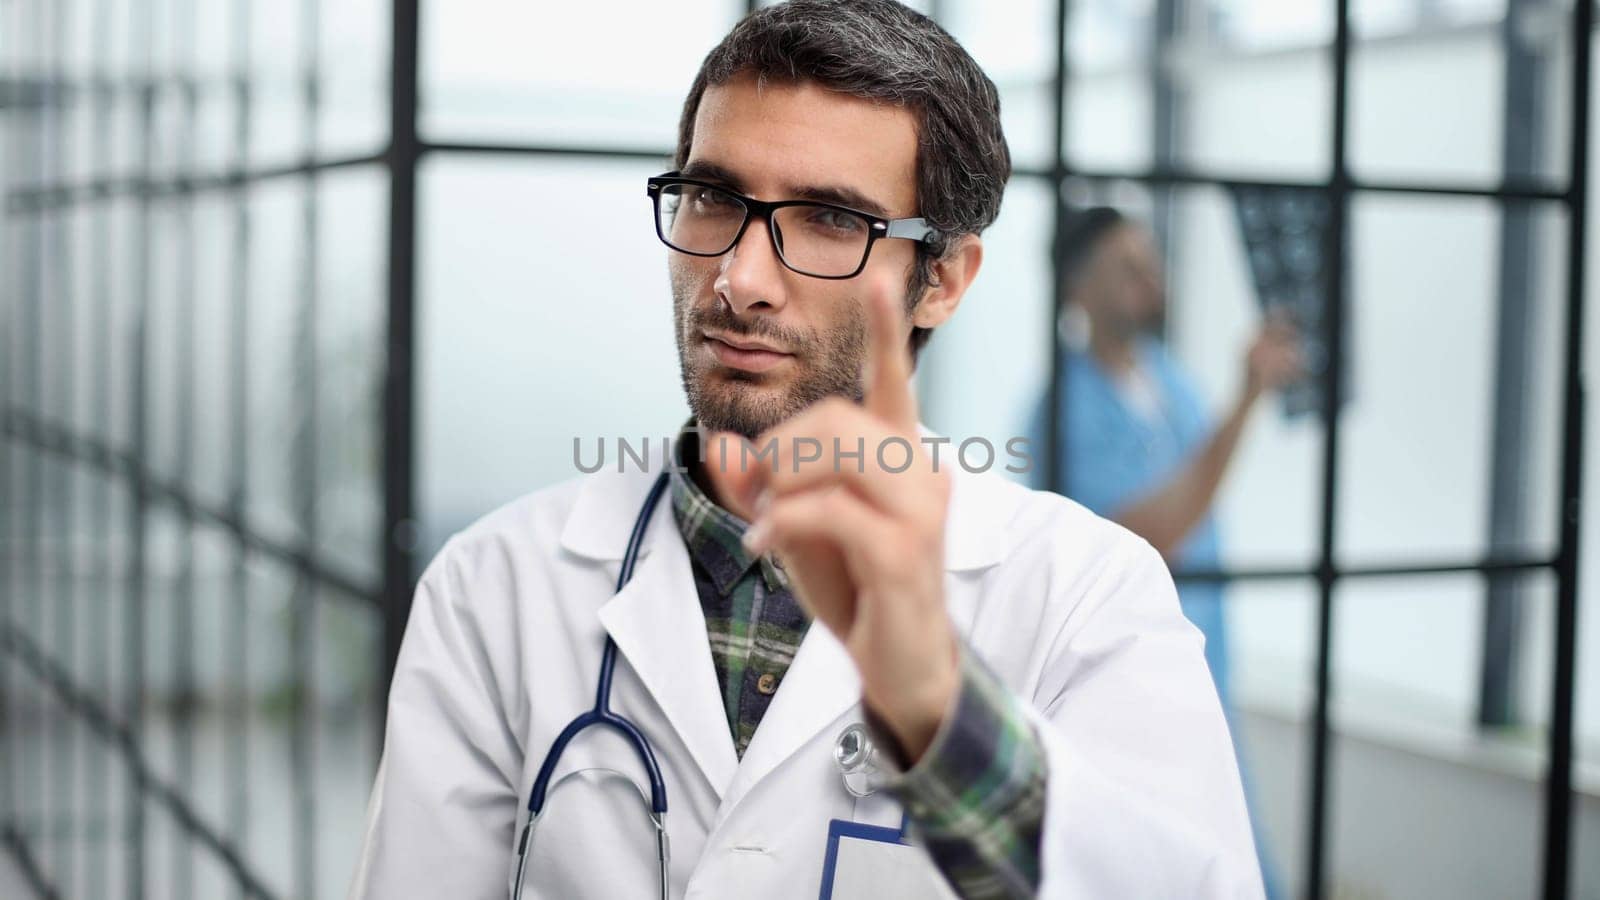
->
[349,454,1264,899]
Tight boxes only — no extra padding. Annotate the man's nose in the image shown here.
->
[715,215,789,316]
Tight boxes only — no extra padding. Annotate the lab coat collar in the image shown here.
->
[559,463,675,561]
[593,480,742,799]
[559,422,1008,572]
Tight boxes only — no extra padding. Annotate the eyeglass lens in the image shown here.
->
[655,182,872,277]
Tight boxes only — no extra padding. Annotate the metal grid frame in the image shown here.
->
[3,0,381,897]
[1036,3,1592,899]
[0,0,1591,898]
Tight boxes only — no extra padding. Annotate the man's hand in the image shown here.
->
[703,291,958,763]
[1243,312,1305,402]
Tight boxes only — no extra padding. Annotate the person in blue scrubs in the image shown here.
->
[1026,207,1301,897]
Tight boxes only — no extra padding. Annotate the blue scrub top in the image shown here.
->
[1026,337,1232,702]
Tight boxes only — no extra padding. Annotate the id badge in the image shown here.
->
[816,818,959,900]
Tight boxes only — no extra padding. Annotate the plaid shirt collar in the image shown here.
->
[668,420,789,596]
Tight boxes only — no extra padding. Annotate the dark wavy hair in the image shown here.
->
[1056,206,1128,310]
[675,0,1012,362]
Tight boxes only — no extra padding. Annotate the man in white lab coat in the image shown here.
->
[349,1,1263,897]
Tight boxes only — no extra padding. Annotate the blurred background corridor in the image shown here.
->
[2,0,1599,897]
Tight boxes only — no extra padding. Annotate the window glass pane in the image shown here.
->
[190,193,239,511]
[422,0,741,147]
[1070,0,1153,67]
[319,0,389,156]
[241,555,299,899]
[1330,573,1552,898]
[1228,579,1318,900]
[939,0,1055,170]
[3,448,50,860]
[184,523,238,826]
[1201,0,1334,51]
[1063,1,1154,170]
[248,0,306,167]
[145,197,190,489]
[58,62,99,188]
[148,68,193,186]
[1,190,25,411]
[419,156,688,557]
[106,197,141,450]
[1177,32,1333,178]
[245,179,309,546]
[1581,773,1600,897]
[756,0,933,12]
[1349,5,1573,186]
[918,176,1053,476]
[64,205,96,438]
[1337,196,1565,566]
[1166,185,1323,569]
[1350,0,1507,38]
[186,0,240,178]
[140,506,188,786]
[7,201,47,423]
[313,590,383,899]
[38,204,74,424]
[192,0,236,77]
[316,166,387,586]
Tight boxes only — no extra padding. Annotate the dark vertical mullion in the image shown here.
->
[1044,0,1069,497]
[127,0,158,890]
[1306,0,1353,896]
[1480,0,1548,731]
[381,0,421,739]
[1150,0,1182,291]
[1540,0,1591,896]
[225,0,254,897]
[291,0,322,892]
[171,0,201,895]
[224,0,254,890]
[85,0,117,893]
[47,0,76,890]
[0,0,33,874]
[0,0,14,865]
[18,0,48,881]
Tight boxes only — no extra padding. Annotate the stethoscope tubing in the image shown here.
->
[526,472,672,818]
[515,473,673,900]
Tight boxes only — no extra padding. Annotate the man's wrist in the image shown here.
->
[863,636,961,765]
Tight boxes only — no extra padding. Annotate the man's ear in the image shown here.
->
[910,234,983,330]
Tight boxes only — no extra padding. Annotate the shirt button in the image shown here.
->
[756,673,779,695]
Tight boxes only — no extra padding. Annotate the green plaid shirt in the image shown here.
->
[669,424,1047,898]
[669,445,807,757]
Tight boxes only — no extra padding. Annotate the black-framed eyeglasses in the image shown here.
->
[646,172,938,280]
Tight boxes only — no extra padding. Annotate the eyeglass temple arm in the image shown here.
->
[884,217,937,242]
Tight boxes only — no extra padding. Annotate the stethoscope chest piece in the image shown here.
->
[834,722,885,798]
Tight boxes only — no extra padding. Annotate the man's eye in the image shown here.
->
[806,209,863,233]
[689,188,738,211]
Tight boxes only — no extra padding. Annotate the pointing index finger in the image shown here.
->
[863,288,918,434]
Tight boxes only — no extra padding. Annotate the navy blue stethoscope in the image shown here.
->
[510,471,897,899]
[513,471,673,900]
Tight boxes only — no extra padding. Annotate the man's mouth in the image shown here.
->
[702,330,794,374]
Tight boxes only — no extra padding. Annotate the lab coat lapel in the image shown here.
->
[585,471,741,801]
[714,620,860,826]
